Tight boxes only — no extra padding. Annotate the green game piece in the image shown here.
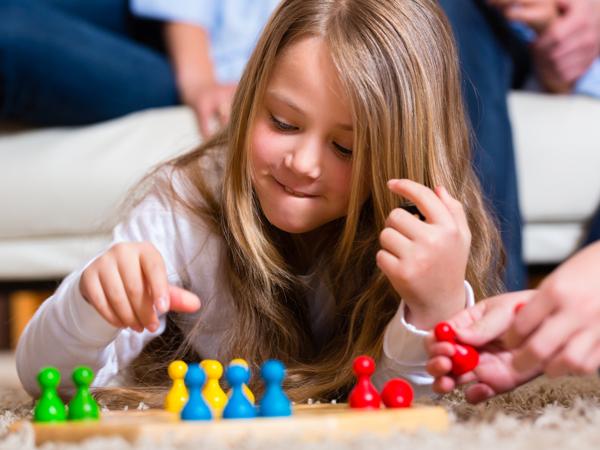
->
[34,367,67,423]
[67,366,100,421]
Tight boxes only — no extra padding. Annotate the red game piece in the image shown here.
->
[381,378,413,408]
[451,344,479,376]
[349,355,381,409]
[435,321,480,375]
[434,322,456,343]
[514,302,525,314]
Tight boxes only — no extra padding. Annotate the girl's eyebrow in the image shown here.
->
[267,90,304,114]
[266,90,353,131]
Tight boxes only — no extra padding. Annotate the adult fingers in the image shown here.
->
[544,328,600,377]
[387,179,453,226]
[582,344,600,375]
[511,310,582,373]
[195,97,218,138]
[457,291,536,347]
[553,51,596,83]
[504,290,557,349]
[536,10,581,51]
[217,91,233,125]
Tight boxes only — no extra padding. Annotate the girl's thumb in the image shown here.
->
[168,285,201,313]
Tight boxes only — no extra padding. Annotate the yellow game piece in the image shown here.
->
[164,360,188,414]
[228,358,255,404]
[200,360,228,417]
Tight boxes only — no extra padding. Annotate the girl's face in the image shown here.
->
[250,37,357,234]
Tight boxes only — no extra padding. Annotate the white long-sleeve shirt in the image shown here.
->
[16,156,474,400]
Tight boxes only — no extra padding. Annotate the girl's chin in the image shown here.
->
[268,217,317,234]
[262,209,321,234]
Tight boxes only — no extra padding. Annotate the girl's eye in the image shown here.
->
[333,142,353,158]
[270,114,297,132]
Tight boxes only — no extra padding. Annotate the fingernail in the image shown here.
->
[148,322,159,333]
[157,295,168,314]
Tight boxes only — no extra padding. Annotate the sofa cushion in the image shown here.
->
[509,92,600,224]
[0,107,199,240]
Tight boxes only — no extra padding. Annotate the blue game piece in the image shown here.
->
[180,363,212,421]
[258,360,292,417]
[223,364,257,419]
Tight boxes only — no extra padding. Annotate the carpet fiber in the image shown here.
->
[1,376,600,449]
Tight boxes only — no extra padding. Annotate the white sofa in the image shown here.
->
[1,93,599,281]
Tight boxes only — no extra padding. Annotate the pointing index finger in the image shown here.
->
[140,247,170,315]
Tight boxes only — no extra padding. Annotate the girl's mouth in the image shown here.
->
[273,177,317,198]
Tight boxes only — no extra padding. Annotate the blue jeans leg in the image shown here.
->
[439,0,526,290]
[0,0,178,125]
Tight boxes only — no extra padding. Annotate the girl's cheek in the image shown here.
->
[335,163,354,198]
[251,121,284,160]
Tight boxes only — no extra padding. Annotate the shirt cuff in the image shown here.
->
[382,280,475,365]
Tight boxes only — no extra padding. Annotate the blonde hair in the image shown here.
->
[129,0,503,405]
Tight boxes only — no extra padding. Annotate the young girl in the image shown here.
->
[17,0,502,402]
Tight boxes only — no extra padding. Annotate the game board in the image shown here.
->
[11,403,449,446]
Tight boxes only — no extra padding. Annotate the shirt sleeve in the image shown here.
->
[15,187,188,398]
[573,58,600,99]
[130,0,218,29]
[372,281,476,398]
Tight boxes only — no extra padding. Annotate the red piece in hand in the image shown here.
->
[434,322,456,343]
[381,378,413,408]
[349,355,381,409]
[514,302,525,314]
[451,344,479,376]
[434,321,480,375]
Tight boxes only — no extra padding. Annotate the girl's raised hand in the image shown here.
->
[425,291,540,403]
[376,179,471,329]
[79,242,201,333]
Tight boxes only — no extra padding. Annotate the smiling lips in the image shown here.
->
[274,177,316,198]
[283,185,309,197]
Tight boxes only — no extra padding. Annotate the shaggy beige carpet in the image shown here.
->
[1,376,600,449]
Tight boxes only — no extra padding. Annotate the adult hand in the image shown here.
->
[488,0,559,34]
[504,241,600,377]
[184,82,237,138]
[533,0,600,92]
[425,291,541,403]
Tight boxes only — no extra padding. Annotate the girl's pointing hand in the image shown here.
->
[80,242,201,333]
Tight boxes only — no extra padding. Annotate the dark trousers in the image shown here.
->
[439,0,529,290]
[0,0,178,126]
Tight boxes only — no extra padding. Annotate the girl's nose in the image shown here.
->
[284,139,322,180]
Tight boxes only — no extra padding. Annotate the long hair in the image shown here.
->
[129,0,503,404]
